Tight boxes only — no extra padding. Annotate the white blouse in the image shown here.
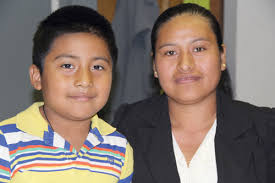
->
[172,120,217,183]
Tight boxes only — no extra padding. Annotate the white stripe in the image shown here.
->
[87,133,101,146]
[11,158,73,173]
[0,145,10,161]
[5,131,41,145]
[10,148,66,161]
[53,133,65,148]
[102,136,127,147]
[79,156,121,170]
[12,158,120,176]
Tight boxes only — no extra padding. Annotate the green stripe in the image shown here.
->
[88,149,125,161]
[0,169,10,176]
[10,147,65,159]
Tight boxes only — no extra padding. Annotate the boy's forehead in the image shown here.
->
[45,32,112,63]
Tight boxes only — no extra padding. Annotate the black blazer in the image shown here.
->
[113,92,275,183]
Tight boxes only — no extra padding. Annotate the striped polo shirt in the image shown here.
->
[0,102,133,183]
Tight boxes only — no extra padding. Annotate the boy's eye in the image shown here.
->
[93,65,104,70]
[164,50,176,56]
[193,47,206,52]
[61,64,74,69]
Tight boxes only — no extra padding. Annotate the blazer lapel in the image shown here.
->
[215,92,267,183]
[137,95,180,183]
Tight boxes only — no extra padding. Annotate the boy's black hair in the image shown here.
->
[151,3,233,98]
[32,5,117,72]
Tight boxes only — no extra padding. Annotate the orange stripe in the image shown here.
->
[93,147,125,157]
[10,145,58,155]
[11,161,120,178]
[0,165,10,173]
[83,144,89,150]
[69,145,73,152]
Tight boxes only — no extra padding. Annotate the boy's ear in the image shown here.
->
[29,64,42,90]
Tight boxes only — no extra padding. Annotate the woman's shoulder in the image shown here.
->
[229,98,275,139]
[113,94,167,128]
[230,98,275,117]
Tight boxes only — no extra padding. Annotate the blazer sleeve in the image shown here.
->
[113,104,130,134]
[270,109,275,183]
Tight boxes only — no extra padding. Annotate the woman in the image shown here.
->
[113,3,275,183]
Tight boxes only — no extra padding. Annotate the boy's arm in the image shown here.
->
[0,131,11,183]
[118,142,133,183]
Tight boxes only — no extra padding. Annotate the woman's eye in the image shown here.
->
[93,65,104,70]
[194,47,206,52]
[61,64,74,69]
[164,50,176,56]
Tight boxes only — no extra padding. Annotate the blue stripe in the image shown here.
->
[90,127,104,142]
[0,124,19,133]
[84,140,94,149]
[64,141,70,150]
[22,166,119,178]
[10,151,72,165]
[10,156,71,172]
[118,173,133,183]
[0,173,10,180]
[86,151,124,160]
[97,143,126,153]
[0,135,8,147]
[9,140,46,151]
[0,159,10,168]
[81,156,122,168]
[108,131,125,138]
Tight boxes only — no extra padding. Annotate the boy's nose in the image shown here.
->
[74,68,93,88]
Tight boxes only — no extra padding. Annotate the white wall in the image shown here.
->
[0,1,50,121]
[224,0,275,107]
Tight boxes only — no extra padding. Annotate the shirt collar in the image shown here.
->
[16,102,116,151]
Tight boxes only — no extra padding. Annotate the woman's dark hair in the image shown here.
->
[32,5,117,73]
[151,3,233,98]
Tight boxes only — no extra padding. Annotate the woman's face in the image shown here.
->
[153,14,226,105]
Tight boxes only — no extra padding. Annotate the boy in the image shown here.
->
[0,6,133,183]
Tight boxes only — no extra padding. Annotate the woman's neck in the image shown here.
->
[168,93,217,132]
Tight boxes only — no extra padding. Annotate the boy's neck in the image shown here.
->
[39,106,92,152]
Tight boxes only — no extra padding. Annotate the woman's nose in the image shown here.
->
[177,51,194,72]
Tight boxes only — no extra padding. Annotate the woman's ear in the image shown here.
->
[29,64,42,90]
[151,52,158,78]
[153,62,158,78]
[220,44,227,71]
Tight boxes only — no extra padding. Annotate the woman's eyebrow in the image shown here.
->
[191,38,211,43]
[93,56,111,64]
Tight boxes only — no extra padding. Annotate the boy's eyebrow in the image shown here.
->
[54,54,79,60]
[54,54,111,63]
[157,43,176,50]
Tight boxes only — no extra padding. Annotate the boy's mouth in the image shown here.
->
[68,94,96,102]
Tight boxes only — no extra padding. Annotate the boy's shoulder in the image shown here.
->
[0,116,18,133]
[0,102,46,137]
[93,115,127,139]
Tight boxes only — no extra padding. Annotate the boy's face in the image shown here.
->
[30,32,112,121]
